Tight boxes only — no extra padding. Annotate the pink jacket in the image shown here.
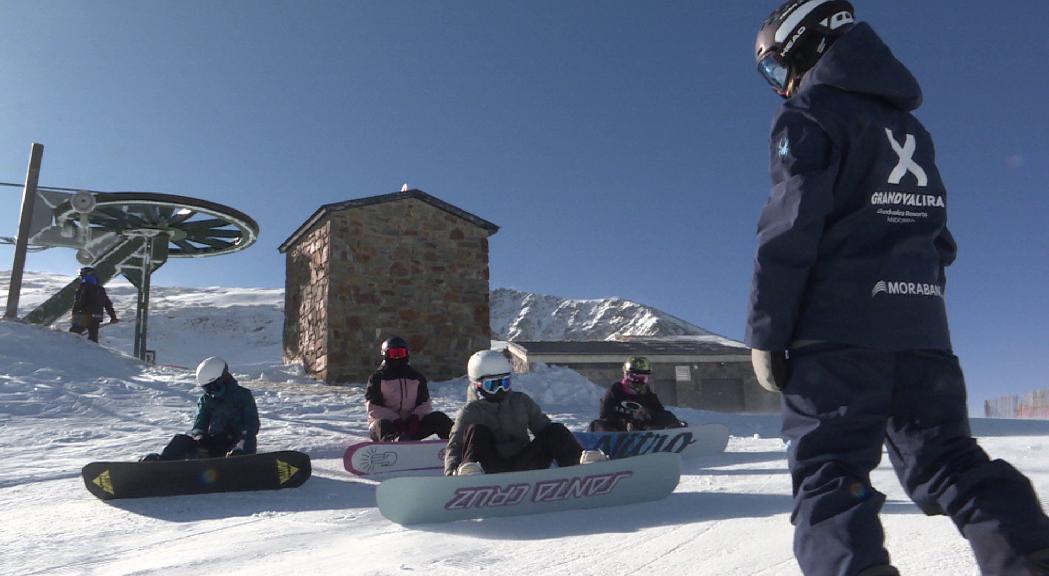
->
[365,363,433,425]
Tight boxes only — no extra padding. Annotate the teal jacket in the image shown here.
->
[190,378,260,453]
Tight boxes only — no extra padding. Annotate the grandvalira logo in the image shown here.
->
[872,280,944,298]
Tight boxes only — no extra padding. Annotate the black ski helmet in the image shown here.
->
[79,266,95,276]
[755,0,855,97]
[381,336,410,359]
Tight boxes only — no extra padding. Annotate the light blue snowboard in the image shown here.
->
[375,452,681,525]
[574,423,730,460]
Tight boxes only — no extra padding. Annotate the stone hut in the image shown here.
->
[278,188,499,383]
[506,336,778,413]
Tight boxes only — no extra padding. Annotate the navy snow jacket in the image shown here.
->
[746,22,956,353]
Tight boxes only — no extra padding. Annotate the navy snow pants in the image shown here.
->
[782,344,1049,576]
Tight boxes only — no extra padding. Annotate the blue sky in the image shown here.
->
[1,1,1047,410]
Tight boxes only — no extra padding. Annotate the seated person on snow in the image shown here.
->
[142,356,260,461]
[444,349,606,476]
[588,356,686,432]
[365,336,452,442]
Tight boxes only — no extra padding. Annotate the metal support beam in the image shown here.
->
[133,236,153,361]
[4,143,44,320]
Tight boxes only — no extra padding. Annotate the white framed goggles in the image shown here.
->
[478,374,511,394]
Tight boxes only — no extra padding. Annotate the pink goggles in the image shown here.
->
[625,372,651,385]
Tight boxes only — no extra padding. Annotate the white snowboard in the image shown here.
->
[343,440,445,476]
[375,452,681,525]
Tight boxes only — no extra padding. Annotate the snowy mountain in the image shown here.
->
[1,272,734,372]
[491,287,718,342]
[4,270,1049,575]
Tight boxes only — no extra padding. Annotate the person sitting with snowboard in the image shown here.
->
[365,336,452,442]
[69,266,118,343]
[588,356,686,432]
[444,349,606,476]
[142,356,260,461]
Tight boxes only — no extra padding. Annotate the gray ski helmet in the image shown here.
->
[755,0,855,97]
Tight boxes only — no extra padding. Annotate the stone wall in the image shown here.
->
[282,221,331,379]
[322,198,492,382]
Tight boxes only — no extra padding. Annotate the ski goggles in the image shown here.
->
[625,372,651,385]
[757,52,790,96]
[384,347,409,360]
[202,379,224,394]
[477,375,511,394]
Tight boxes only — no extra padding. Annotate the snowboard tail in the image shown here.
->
[82,450,311,500]
[343,439,446,476]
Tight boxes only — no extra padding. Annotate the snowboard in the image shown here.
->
[343,439,446,476]
[573,423,730,460]
[81,450,312,500]
[376,451,680,525]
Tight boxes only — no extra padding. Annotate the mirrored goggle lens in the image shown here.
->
[758,54,789,91]
[385,347,409,359]
[480,375,511,393]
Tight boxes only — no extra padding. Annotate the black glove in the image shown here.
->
[751,349,788,392]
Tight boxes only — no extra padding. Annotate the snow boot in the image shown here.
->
[456,461,484,476]
[579,450,608,464]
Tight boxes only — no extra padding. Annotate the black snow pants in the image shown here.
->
[461,422,583,474]
[369,411,453,442]
[159,433,240,460]
[783,344,1049,576]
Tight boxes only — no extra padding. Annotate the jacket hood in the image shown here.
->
[803,22,922,111]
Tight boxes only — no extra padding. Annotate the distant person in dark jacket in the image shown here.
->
[69,267,118,342]
[365,336,452,442]
[748,2,1049,575]
[589,356,685,432]
[142,357,260,461]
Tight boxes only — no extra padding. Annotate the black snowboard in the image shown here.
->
[81,450,311,500]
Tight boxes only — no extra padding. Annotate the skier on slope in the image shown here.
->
[365,336,453,442]
[588,356,686,432]
[747,2,1049,574]
[444,349,606,476]
[69,266,118,343]
[142,356,260,461]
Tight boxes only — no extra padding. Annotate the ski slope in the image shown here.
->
[3,272,1049,575]
[4,320,1049,575]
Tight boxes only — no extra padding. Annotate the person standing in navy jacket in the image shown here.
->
[748,2,1049,575]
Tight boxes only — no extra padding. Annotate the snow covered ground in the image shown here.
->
[4,319,1049,576]
[4,272,1049,575]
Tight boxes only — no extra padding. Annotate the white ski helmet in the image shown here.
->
[195,356,229,387]
[467,350,512,381]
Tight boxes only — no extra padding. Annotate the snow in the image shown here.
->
[4,274,1049,575]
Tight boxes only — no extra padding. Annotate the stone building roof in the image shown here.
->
[278,188,500,253]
